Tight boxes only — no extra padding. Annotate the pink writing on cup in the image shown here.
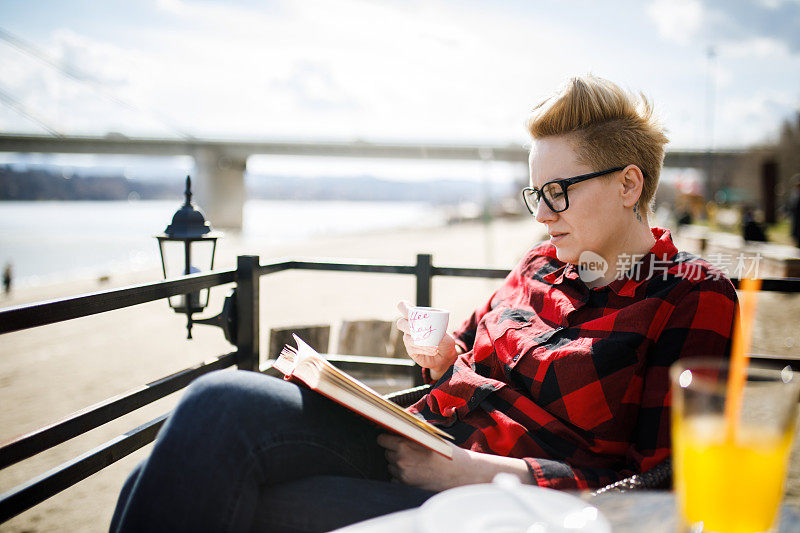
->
[407,306,449,347]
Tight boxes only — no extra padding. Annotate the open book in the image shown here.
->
[273,335,453,459]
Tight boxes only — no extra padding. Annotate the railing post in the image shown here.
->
[235,255,260,371]
[415,253,432,307]
[413,254,433,386]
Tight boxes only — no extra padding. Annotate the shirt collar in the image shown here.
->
[542,262,578,286]
[540,227,678,295]
[611,227,678,296]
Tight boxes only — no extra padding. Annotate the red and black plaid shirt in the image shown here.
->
[407,227,737,490]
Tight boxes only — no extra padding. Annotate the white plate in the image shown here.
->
[416,477,611,533]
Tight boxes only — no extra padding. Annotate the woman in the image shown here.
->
[111,76,736,532]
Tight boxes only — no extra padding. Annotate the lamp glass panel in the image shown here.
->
[158,238,217,312]
[188,239,216,309]
[159,239,193,309]
[159,239,187,279]
[190,239,216,271]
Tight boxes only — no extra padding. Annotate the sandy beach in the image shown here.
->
[2,217,800,532]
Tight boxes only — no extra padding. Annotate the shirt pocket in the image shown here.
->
[499,324,565,373]
[483,306,557,370]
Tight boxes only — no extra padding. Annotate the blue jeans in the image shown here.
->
[110,370,435,532]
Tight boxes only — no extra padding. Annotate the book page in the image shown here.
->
[292,335,453,441]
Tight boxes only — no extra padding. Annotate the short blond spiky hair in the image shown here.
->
[526,76,669,213]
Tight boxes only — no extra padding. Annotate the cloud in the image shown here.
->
[718,91,798,145]
[0,0,796,149]
[134,0,570,140]
[269,60,360,112]
[50,29,136,86]
[0,29,180,136]
[647,0,705,45]
[647,0,800,55]
[2,1,682,142]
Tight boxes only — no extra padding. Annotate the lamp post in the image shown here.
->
[705,45,717,202]
[156,175,221,339]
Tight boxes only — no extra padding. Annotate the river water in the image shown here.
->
[0,199,448,288]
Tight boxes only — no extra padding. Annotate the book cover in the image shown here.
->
[274,334,453,459]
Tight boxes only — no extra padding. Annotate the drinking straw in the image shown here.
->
[724,276,762,441]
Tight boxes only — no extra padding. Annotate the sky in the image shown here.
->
[0,0,799,179]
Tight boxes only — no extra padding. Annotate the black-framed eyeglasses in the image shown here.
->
[521,166,626,215]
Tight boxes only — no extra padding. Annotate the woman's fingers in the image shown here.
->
[396,301,454,374]
[396,317,409,334]
[377,433,403,450]
[396,300,411,319]
[378,433,424,454]
[381,435,439,488]
[403,335,437,356]
[402,337,440,367]
[388,464,401,483]
[409,352,438,368]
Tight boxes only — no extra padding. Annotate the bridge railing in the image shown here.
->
[0,253,798,523]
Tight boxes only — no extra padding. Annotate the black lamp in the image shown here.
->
[156,175,221,338]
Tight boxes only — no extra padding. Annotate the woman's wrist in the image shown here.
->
[464,450,533,485]
[428,342,461,380]
[435,447,535,488]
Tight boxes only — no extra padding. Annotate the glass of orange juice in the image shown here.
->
[671,358,800,533]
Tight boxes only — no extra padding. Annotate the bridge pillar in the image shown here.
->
[193,148,247,230]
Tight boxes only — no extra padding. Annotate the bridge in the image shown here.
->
[0,133,744,229]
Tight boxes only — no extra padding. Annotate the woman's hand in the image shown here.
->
[395,300,459,381]
[377,433,532,492]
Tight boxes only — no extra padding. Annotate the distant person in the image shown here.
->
[111,75,737,532]
[742,206,767,243]
[677,207,692,227]
[791,177,800,248]
[2,263,11,295]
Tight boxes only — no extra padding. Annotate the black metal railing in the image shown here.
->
[0,352,237,471]
[0,269,237,335]
[1,252,799,523]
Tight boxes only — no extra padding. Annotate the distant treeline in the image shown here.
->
[0,165,181,201]
[0,165,514,203]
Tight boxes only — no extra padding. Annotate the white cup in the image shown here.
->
[407,306,449,347]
